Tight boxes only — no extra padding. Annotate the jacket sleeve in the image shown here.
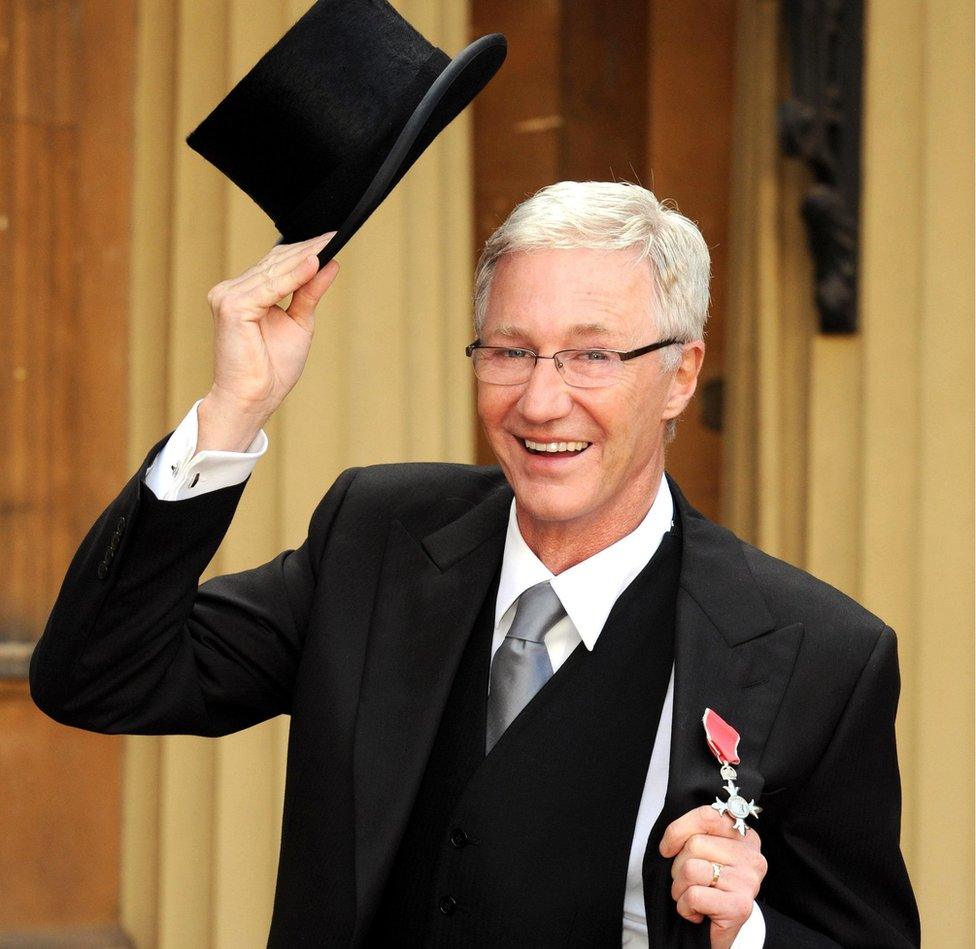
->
[758,627,921,948]
[30,435,361,738]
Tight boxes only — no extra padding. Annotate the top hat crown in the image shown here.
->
[187,0,506,264]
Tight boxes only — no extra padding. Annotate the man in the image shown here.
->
[31,182,919,947]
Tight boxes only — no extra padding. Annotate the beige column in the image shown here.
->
[124,2,476,945]
[859,0,975,936]
[723,0,812,566]
[726,1,974,943]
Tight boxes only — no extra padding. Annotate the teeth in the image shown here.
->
[524,439,590,453]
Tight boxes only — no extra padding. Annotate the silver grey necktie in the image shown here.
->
[486,580,566,753]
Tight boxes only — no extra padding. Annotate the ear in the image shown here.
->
[661,340,706,420]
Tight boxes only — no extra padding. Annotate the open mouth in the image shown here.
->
[520,437,592,456]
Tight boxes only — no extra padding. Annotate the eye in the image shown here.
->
[501,348,532,359]
[576,349,611,361]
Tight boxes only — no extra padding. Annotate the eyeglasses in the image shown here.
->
[464,337,684,388]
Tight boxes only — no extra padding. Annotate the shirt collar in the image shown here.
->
[495,472,675,649]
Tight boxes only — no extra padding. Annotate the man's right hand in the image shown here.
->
[197,232,341,453]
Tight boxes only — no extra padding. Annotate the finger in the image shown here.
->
[660,805,744,857]
[672,847,731,884]
[237,252,324,313]
[676,885,756,947]
[265,235,334,277]
[671,857,733,902]
[230,232,336,292]
[680,832,752,867]
[277,230,336,253]
[287,257,340,324]
[676,833,766,878]
[673,848,766,907]
[675,883,744,924]
[265,231,335,264]
[242,234,334,292]
[269,232,336,270]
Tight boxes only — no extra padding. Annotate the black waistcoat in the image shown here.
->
[368,524,682,948]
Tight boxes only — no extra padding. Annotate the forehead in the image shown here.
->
[483,247,655,341]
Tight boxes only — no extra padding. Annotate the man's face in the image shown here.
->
[476,246,702,542]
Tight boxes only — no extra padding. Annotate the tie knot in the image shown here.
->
[506,581,565,644]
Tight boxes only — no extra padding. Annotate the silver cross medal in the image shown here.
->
[702,707,762,837]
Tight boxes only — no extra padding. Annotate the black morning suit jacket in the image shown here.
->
[30,437,921,948]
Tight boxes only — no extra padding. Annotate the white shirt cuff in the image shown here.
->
[143,399,268,501]
[729,901,765,948]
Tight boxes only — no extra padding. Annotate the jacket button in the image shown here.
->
[97,562,109,580]
[438,896,457,916]
[449,828,469,848]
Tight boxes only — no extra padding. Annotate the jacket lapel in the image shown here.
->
[644,477,804,946]
[351,483,512,943]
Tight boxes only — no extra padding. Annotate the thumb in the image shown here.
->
[287,257,340,324]
[710,920,736,949]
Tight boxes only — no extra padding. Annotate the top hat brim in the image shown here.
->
[277,32,506,267]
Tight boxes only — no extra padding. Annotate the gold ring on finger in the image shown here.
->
[709,862,723,887]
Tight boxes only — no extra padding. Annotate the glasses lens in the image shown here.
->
[558,350,624,387]
[472,347,535,384]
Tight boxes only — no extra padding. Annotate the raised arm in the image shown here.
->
[31,233,344,736]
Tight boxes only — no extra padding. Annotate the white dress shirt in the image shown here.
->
[144,402,765,947]
[144,399,268,500]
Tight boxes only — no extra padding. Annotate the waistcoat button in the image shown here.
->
[438,895,457,916]
[449,828,469,848]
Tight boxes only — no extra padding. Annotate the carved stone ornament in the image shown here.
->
[778,0,864,333]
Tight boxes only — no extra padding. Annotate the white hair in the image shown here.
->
[472,181,711,441]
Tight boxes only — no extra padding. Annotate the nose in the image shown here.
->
[516,356,574,424]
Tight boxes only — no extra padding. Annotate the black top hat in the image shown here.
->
[186,0,506,266]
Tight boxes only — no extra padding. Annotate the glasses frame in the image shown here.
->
[464,337,685,388]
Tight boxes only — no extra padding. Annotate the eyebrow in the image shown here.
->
[489,322,617,341]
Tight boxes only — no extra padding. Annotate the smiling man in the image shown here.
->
[32,182,919,947]
[471,241,703,573]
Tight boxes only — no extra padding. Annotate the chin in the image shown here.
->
[511,482,595,527]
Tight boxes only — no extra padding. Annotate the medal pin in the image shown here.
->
[702,707,762,836]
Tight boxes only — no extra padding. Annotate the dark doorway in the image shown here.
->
[470,0,735,521]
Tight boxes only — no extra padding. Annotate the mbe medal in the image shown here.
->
[702,707,762,837]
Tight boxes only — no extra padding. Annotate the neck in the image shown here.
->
[516,463,666,574]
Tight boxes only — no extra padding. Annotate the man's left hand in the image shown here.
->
[659,805,768,949]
